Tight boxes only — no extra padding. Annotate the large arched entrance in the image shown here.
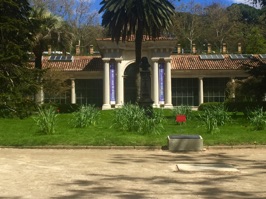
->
[124,63,137,104]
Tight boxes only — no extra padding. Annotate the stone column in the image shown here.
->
[230,78,236,99]
[48,45,52,55]
[164,58,173,109]
[238,43,242,54]
[192,43,196,54]
[199,77,204,105]
[115,58,123,108]
[76,45,80,55]
[35,86,44,104]
[71,78,76,104]
[207,43,212,54]
[89,45,94,55]
[177,44,181,54]
[222,43,227,54]
[102,58,111,110]
[151,58,159,108]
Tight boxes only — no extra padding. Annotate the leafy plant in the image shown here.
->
[140,108,165,134]
[247,107,266,130]
[71,105,100,128]
[33,106,57,134]
[198,104,230,134]
[172,105,192,119]
[199,109,219,134]
[112,104,164,134]
[198,102,222,111]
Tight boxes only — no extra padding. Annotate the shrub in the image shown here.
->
[71,105,100,128]
[42,103,80,113]
[199,109,219,134]
[198,102,222,111]
[172,105,192,120]
[198,104,230,134]
[33,106,57,134]
[112,104,141,132]
[247,107,266,130]
[140,108,164,134]
[0,104,16,118]
[224,101,266,113]
[112,104,164,134]
[0,101,37,119]
[57,104,80,113]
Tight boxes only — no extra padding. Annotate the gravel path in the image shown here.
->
[0,148,265,199]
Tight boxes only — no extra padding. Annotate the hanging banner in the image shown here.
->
[159,63,165,104]
[110,63,116,104]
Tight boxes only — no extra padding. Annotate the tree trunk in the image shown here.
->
[33,47,43,70]
[135,23,143,102]
[33,48,43,104]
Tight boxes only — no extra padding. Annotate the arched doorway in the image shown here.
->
[124,63,137,104]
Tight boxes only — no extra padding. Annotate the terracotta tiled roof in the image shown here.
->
[170,54,261,70]
[41,56,103,71]
[29,54,262,72]
[97,35,175,42]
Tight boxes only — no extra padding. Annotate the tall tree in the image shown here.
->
[232,57,266,102]
[99,0,175,100]
[203,3,240,53]
[42,69,70,102]
[172,0,204,53]
[30,7,72,69]
[30,0,102,54]
[0,0,38,117]
[229,3,260,24]
[245,27,266,53]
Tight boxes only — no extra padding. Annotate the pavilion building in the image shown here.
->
[38,39,262,109]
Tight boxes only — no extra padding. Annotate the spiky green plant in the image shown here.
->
[33,106,57,134]
[71,105,100,128]
[199,104,230,134]
[248,107,266,130]
[172,105,192,120]
[112,104,164,134]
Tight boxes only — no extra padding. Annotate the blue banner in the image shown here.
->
[110,63,116,104]
[159,63,165,103]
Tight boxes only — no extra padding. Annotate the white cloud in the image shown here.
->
[231,0,260,8]
[232,0,249,3]
[231,0,254,5]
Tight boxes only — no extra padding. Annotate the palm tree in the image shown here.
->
[99,0,175,100]
[30,7,60,69]
[30,7,73,69]
[29,7,73,103]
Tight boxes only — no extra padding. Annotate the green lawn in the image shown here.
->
[0,110,265,147]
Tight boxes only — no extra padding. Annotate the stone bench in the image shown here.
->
[167,135,203,152]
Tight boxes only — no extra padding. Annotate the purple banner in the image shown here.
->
[110,63,116,104]
[159,63,165,103]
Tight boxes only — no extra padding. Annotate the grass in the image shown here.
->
[0,110,266,147]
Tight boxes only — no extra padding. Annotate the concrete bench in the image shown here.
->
[167,135,203,152]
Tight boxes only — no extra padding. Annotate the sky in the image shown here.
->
[90,0,257,13]
[89,0,258,24]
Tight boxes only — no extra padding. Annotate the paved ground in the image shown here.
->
[0,148,266,199]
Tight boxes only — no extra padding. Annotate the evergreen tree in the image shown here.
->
[0,0,38,117]
[233,56,266,102]
[245,27,266,53]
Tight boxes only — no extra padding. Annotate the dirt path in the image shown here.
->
[0,148,265,199]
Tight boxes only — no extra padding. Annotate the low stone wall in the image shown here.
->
[168,135,203,152]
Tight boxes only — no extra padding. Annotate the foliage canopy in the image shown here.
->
[0,0,38,118]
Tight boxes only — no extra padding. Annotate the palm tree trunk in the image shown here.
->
[33,47,43,70]
[33,48,43,104]
[135,23,143,102]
